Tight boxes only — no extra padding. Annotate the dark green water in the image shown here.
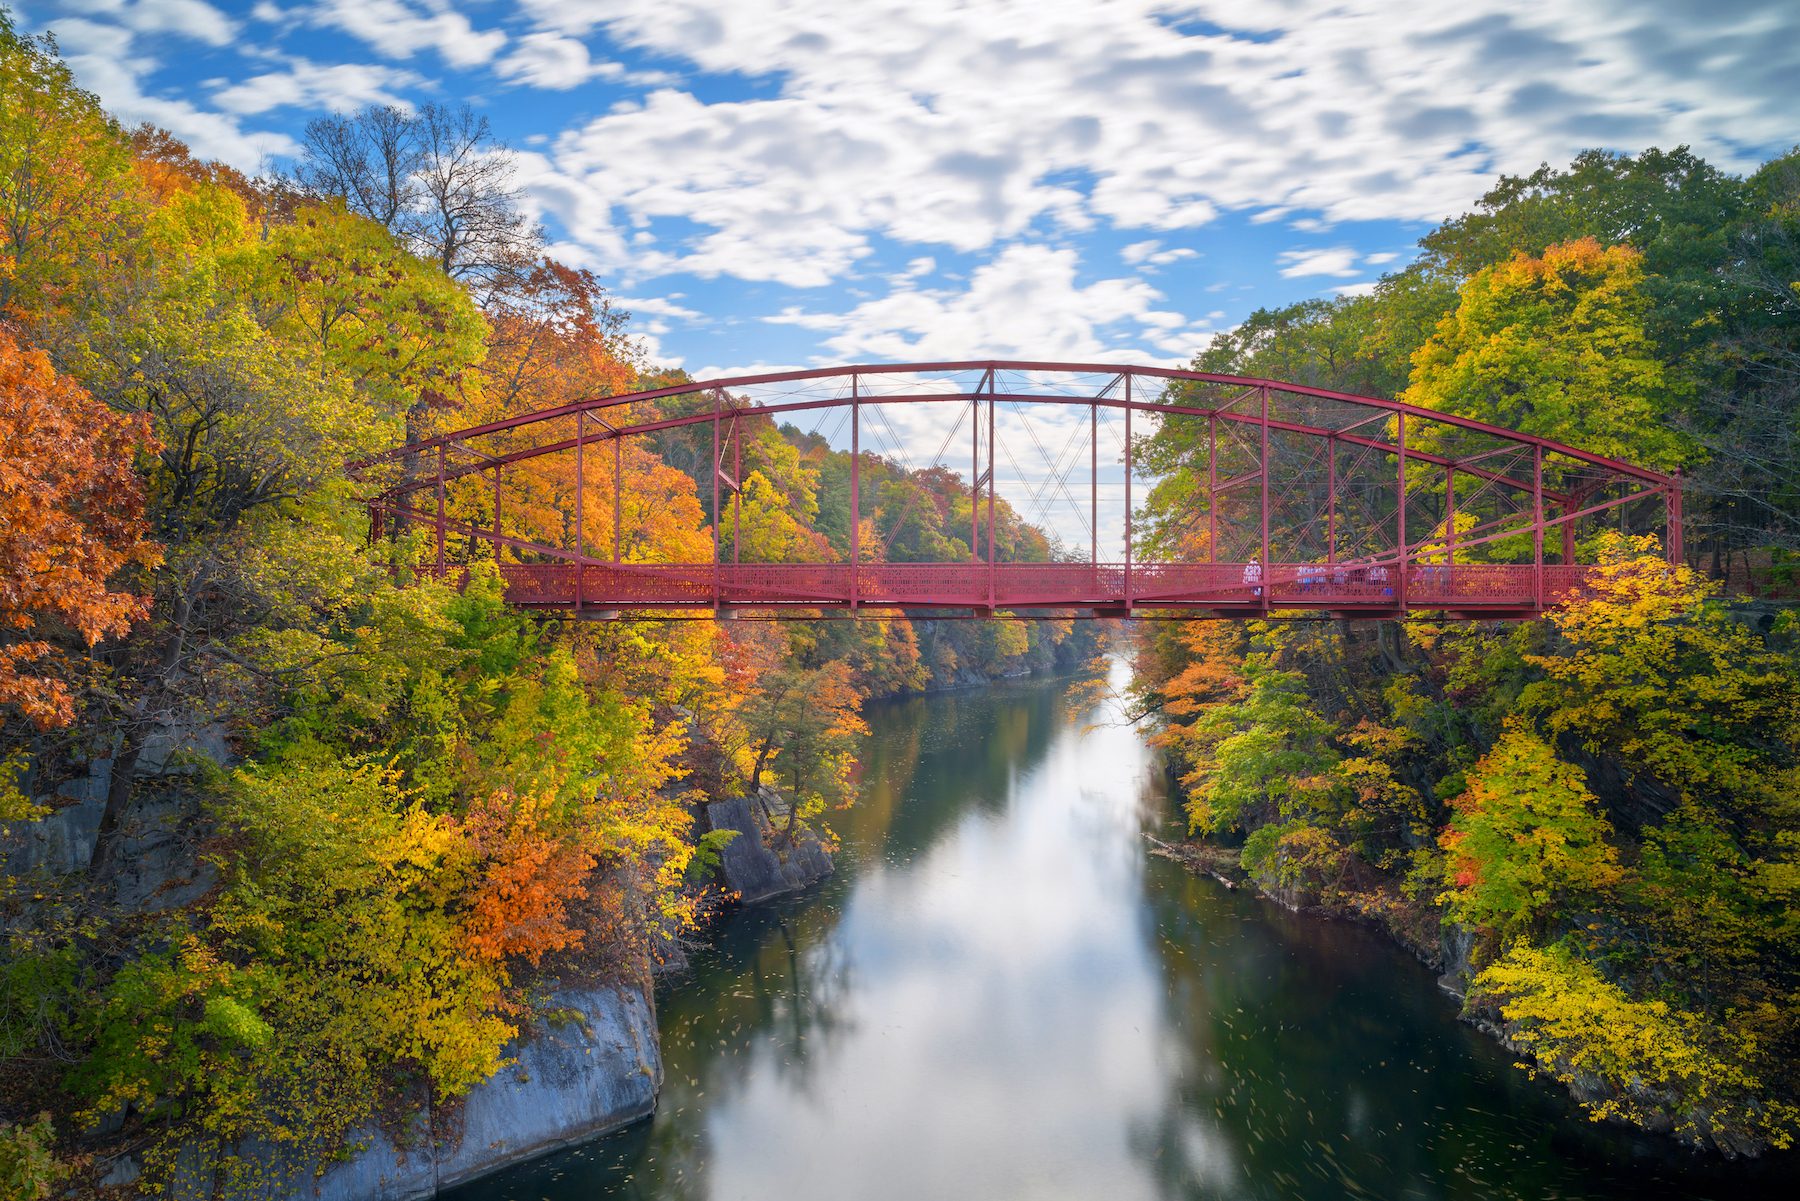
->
[452,668,1796,1201]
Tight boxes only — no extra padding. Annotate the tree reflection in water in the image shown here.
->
[449,669,1796,1201]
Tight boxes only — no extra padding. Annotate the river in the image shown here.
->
[450,667,1794,1201]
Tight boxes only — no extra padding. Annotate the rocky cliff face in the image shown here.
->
[132,983,661,1201]
[3,727,224,913]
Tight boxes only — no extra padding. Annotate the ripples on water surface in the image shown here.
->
[451,669,1796,1201]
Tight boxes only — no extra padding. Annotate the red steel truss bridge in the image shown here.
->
[350,361,1683,621]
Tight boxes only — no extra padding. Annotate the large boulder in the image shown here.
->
[705,791,833,903]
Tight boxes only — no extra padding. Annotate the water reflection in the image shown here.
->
[450,670,1795,1201]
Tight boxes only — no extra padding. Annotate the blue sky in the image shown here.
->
[22,0,1800,380]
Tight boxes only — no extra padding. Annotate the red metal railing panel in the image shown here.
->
[486,560,1604,615]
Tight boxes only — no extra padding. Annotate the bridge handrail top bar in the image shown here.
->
[350,360,1677,491]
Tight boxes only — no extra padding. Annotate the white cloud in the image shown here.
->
[616,295,706,323]
[39,14,298,166]
[1122,239,1199,269]
[35,0,1800,371]
[1276,246,1362,278]
[496,31,621,90]
[211,59,422,114]
[1120,240,1161,265]
[763,244,1184,364]
[496,0,1796,287]
[54,0,236,46]
[304,0,505,68]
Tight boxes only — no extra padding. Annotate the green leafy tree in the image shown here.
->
[1178,661,1344,838]
[227,201,487,437]
[0,15,141,323]
[1403,237,1689,470]
[1419,147,1746,360]
[1439,721,1622,938]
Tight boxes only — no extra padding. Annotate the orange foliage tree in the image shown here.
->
[0,326,158,730]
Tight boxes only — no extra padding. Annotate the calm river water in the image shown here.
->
[452,668,1795,1201]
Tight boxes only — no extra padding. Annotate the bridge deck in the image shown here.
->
[487,561,1596,617]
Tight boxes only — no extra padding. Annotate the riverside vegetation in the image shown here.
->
[1130,146,1800,1155]
[2,5,1796,1192]
[0,16,1091,1197]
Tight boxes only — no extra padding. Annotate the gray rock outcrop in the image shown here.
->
[706,789,834,902]
[140,983,660,1200]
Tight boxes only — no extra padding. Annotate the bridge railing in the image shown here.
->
[482,560,1603,614]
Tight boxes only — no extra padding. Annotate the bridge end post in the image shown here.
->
[1667,470,1684,566]
[1123,374,1133,614]
[575,409,585,614]
[711,387,721,613]
[987,387,997,612]
[850,379,860,613]
[1532,444,1545,610]
[1395,411,1407,613]
[435,443,446,579]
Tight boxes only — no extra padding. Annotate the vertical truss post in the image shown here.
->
[850,377,860,611]
[575,410,584,613]
[1444,464,1456,568]
[1532,444,1545,608]
[712,388,721,610]
[435,443,446,577]
[732,415,742,566]
[1259,387,1270,614]
[1396,411,1408,611]
[1667,470,1683,565]
[1124,374,1133,611]
[492,462,502,561]
[1326,433,1336,564]
[1208,412,1217,564]
[1090,398,1098,567]
[970,380,982,564]
[1561,499,1576,564]
[612,433,622,565]
[987,387,997,612]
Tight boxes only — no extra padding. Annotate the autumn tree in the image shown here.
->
[1403,237,1690,470]
[1175,660,1344,840]
[724,625,868,837]
[1438,721,1622,939]
[1525,533,1800,812]
[0,327,157,737]
[0,16,142,325]
[477,260,636,417]
[1475,941,1795,1149]
[228,201,487,439]
[1418,147,1746,361]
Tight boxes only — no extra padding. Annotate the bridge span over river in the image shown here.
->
[350,361,1682,621]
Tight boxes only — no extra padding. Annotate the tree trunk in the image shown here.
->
[88,726,145,879]
[750,735,775,793]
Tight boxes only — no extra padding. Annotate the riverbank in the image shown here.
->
[1148,828,1786,1159]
